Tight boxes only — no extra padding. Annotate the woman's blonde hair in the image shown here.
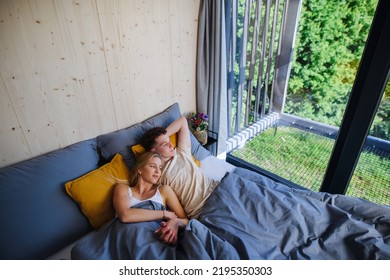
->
[129,152,163,187]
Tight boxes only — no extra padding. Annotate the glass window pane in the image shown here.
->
[346,79,390,205]
[231,0,379,196]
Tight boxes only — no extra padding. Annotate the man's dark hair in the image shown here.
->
[140,127,167,151]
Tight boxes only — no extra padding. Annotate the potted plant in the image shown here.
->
[188,112,209,145]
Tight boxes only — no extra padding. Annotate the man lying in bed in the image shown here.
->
[140,116,219,220]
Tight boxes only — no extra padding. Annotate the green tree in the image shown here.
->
[286,0,380,127]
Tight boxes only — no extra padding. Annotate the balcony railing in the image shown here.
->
[226,0,301,137]
[227,113,390,205]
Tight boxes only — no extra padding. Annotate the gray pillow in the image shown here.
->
[97,103,210,169]
[0,138,98,259]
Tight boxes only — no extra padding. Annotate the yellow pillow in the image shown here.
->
[131,134,200,167]
[65,153,130,229]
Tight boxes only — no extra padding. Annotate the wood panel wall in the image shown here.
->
[0,0,200,167]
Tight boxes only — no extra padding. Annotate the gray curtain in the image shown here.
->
[196,0,228,157]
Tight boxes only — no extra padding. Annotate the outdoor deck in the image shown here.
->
[227,114,390,206]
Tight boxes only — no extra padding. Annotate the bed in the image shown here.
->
[69,104,390,260]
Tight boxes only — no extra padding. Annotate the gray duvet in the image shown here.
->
[71,168,390,260]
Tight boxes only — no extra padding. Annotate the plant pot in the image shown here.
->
[193,130,208,145]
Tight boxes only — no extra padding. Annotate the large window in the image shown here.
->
[226,0,389,205]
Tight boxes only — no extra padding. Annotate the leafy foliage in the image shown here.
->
[285,0,388,140]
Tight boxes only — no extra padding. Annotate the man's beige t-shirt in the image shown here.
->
[160,143,218,218]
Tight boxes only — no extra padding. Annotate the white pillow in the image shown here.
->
[200,155,236,181]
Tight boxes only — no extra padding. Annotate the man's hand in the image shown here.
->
[155,219,179,245]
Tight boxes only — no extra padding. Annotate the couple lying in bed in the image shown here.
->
[114,115,219,245]
[73,114,390,259]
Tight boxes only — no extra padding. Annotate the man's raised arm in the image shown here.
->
[166,115,191,148]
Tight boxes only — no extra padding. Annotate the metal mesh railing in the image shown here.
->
[231,125,390,205]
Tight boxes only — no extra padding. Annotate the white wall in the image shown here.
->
[0,0,200,167]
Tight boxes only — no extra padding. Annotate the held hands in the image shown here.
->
[155,211,179,245]
[156,220,179,245]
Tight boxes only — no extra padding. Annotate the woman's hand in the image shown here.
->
[155,219,179,245]
[164,210,177,220]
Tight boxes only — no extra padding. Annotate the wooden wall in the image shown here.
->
[0,0,200,167]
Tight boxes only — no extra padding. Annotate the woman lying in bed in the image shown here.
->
[113,152,188,245]
[71,148,237,260]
